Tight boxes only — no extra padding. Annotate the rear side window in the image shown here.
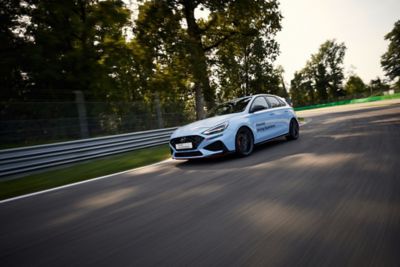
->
[266,96,284,108]
[250,96,269,111]
[277,98,287,106]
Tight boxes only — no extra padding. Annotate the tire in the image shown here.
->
[235,127,254,156]
[286,119,300,140]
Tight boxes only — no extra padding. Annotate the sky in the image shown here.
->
[275,0,400,85]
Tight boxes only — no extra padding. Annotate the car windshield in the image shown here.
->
[207,97,251,117]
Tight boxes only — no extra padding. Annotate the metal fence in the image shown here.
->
[0,91,195,148]
[0,127,177,177]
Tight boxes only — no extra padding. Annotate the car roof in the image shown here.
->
[220,94,285,104]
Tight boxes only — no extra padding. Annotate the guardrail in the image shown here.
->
[0,127,177,177]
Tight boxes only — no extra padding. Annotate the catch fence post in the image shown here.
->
[74,90,89,139]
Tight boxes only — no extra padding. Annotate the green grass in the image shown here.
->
[0,145,170,200]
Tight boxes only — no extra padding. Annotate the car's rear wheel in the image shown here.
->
[286,119,299,140]
[235,127,254,156]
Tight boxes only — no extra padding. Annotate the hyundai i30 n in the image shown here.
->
[169,94,299,159]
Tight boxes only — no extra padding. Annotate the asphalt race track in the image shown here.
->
[1,100,400,266]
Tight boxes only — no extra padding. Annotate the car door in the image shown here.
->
[248,96,277,143]
[265,96,288,136]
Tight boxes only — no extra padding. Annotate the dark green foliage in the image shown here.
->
[290,40,346,106]
[160,0,283,118]
[1,0,132,100]
[345,75,366,95]
[216,33,284,101]
[368,77,390,94]
[27,0,131,97]
[1,0,282,145]
[0,1,143,145]
[0,0,32,100]
[290,71,313,106]
[381,20,400,86]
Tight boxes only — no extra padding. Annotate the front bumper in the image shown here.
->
[169,133,233,159]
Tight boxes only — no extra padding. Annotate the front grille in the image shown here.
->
[204,141,227,152]
[175,151,203,157]
[170,135,204,150]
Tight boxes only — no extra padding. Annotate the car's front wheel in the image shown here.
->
[235,127,254,157]
[286,119,299,140]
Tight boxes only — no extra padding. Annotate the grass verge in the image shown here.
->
[0,145,170,201]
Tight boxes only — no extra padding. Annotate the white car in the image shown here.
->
[169,94,299,159]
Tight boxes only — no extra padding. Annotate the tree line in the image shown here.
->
[289,34,399,107]
[1,0,286,123]
[1,0,399,126]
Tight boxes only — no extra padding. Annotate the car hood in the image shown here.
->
[172,113,238,137]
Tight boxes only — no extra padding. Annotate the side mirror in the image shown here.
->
[250,105,266,113]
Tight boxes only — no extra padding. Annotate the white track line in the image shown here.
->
[0,159,172,204]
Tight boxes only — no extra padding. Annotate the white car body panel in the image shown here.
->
[169,94,298,159]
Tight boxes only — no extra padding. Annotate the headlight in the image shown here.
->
[202,122,229,135]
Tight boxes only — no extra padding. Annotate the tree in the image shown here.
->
[312,63,329,101]
[1,0,283,144]
[290,39,346,105]
[308,40,346,100]
[381,20,400,87]
[215,27,281,101]
[134,1,194,125]
[0,1,139,139]
[0,0,32,100]
[289,70,314,107]
[22,0,131,99]
[345,75,366,95]
[290,72,307,107]
[368,77,390,95]
[139,0,282,119]
[259,65,289,99]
